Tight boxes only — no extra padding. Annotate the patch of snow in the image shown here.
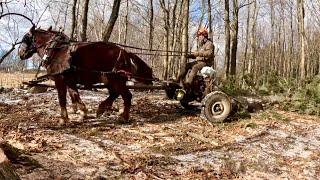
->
[0,98,22,104]
[268,129,289,138]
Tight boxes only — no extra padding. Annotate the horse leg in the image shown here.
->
[67,84,87,120]
[67,87,78,114]
[96,88,119,118]
[54,76,68,125]
[119,87,132,122]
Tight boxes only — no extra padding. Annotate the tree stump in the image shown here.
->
[0,143,20,180]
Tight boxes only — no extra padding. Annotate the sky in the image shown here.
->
[2,0,319,69]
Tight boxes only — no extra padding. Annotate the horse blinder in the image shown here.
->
[19,33,37,60]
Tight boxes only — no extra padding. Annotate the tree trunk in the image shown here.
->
[118,15,122,43]
[70,0,78,39]
[103,0,121,42]
[174,1,184,77]
[230,0,239,77]
[224,0,231,78]
[180,0,189,79]
[249,1,259,84]
[207,0,213,40]
[80,0,90,41]
[148,0,154,67]
[280,1,286,78]
[268,0,275,83]
[289,2,294,79]
[197,0,206,36]
[297,0,306,84]
[159,0,170,80]
[243,0,250,77]
[123,0,129,44]
[168,0,178,78]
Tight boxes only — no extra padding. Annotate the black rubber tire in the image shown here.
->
[201,91,232,123]
[164,82,181,99]
[180,99,193,109]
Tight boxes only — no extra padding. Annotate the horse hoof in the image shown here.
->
[71,107,78,114]
[72,109,78,114]
[71,104,78,114]
[79,110,88,120]
[58,118,68,126]
[118,113,130,123]
[96,111,104,118]
[117,117,128,124]
[96,111,103,118]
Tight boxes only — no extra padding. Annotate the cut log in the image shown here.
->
[0,148,20,180]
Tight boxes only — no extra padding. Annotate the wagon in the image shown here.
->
[164,66,232,123]
[24,66,233,123]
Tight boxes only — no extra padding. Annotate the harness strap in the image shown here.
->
[112,49,123,72]
[30,71,66,84]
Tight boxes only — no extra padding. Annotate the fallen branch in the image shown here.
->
[0,42,20,65]
[122,128,154,140]
[186,132,219,146]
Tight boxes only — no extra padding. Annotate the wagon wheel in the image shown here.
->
[164,82,181,99]
[201,91,232,123]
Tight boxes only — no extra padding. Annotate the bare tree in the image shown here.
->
[248,0,258,75]
[180,0,189,79]
[207,0,213,40]
[230,0,239,77]
[80,0,90,41]
[159,0,170,79]
[123,0,129,44]
[103,0,121,42]
[297,0,306,83]
[70,0,78,40]
[148,0,154,66]
[224,0,231,78]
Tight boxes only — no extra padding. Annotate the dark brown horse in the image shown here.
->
[19,26,153,125]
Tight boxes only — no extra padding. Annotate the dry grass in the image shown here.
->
[0,71,42,88]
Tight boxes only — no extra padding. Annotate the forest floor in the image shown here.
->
[0,88,320,179]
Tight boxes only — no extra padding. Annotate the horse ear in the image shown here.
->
[30,25,35,34]
[47,26,52,31]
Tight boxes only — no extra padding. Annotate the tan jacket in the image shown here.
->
[193,39,215,65]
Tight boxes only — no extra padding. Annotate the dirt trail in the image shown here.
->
[0,89,319,179]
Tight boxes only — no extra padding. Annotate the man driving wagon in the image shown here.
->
[177,28,215,86]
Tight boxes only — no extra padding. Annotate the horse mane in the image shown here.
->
[35,28,70,40]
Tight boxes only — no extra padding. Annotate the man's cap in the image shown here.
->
[197,28,209,37]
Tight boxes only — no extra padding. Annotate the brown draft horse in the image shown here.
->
[18,26,153,125]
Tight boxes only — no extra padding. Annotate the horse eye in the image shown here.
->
[22,34,32,44]
[22,35,28,42]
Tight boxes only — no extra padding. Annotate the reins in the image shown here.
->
[109,42,184,56]
[51,40,184,57]
[28,30,178,84]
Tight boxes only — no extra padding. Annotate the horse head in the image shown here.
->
[18,25,37,60]
[19,26,69,60]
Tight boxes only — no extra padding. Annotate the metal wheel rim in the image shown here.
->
[211,102,224,115]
